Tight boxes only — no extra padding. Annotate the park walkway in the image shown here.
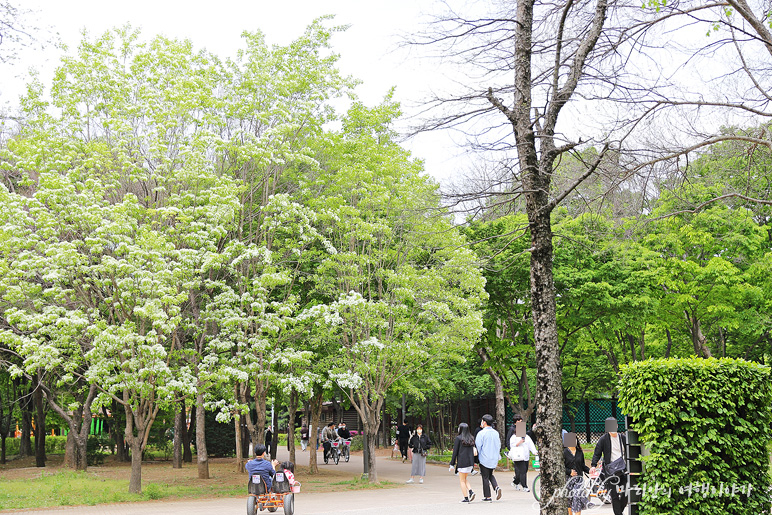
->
[12,448,614,514]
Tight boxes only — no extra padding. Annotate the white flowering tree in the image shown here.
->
[300,98,488,482]
[0,27,241,492]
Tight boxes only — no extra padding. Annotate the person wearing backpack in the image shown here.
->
[590,418,628,515]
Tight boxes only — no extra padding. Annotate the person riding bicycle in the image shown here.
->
[321,422,337,461]
[336,422,352,440]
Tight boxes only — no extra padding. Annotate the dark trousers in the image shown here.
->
[398,439,409,458]
[606,472,627,515]
[480,464,499,499]
[513,460,528,488]
[322,441,331,459]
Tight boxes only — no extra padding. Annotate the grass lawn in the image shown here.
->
[0,454,398,511]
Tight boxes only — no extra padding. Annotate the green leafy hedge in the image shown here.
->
[619,357,772,515]
[2,435,68,456]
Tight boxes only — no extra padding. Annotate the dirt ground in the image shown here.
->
[0,448,394,493]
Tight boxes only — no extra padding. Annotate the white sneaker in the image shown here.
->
[406,478,415,484]
[523,488,530,493]
[419,478,424,484]
[515,484,522,491]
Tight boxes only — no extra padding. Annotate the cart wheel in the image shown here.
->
[283,493,295,515]
[345,449,350,462]
[324,454,328,465]
[333,452,340,465]
[247,496,257,515]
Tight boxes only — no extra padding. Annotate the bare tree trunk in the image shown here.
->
[195,385,209,479]
[33,374,46,467]
[129,438,143,494]
[308,391,323,474]
[173,402,183,469]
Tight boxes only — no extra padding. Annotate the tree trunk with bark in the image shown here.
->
[308,391,323,474]
[195,385,209,479]
[173,401,183,469]
[33,373,46,467]
[46,383,97,471]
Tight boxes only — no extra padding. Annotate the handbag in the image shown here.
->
[606,457,626,475]
[605,435,627,475]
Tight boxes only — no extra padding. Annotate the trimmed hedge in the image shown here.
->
[2,435,68,456]
[619,357,772,515]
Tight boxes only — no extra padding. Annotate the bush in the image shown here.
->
[348,435,363,452]
[1,435,68,457]
[86,436,106,466]
[619,357,772,515]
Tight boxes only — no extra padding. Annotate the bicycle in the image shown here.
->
[531,469,612,505]
[340,438,351,462]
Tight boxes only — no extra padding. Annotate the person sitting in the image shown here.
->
[245,444,278,492]
[272,460,295,493]
[336,422,352,440]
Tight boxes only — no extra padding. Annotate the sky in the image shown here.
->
[1,0,472,184]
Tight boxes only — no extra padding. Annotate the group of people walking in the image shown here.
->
[399,413,628,513]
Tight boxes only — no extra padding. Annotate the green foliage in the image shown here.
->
[204,410,235,458]
[86,436,106,466]
[619,358,772,514]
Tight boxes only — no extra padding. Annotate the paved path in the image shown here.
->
[10,449,614,515]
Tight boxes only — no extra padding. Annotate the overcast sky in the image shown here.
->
[2,0,474,184]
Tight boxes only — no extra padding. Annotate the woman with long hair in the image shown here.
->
[449,422,477,502]
[406,424,431,484]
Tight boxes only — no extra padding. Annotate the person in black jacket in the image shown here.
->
[397,420,411,462]
[449,422,477,503]
[590,418,627,515]
[406,424,431,484]
[564,433,590,515]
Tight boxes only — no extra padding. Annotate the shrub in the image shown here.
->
[86,436,105,466]
[348,435,363,452]
[619,357,772,515]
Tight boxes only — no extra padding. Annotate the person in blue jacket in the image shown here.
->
[245,444,279,491]
[475,414,502,502]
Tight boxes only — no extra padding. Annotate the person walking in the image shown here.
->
[406,424,431,484]
[590,418,628,515]
[300,424,309,451]
[505,414,523,487]
[564,432,590,515]
[265,426,273,457]
[508,421,537,492]
[475,414,502,502]
[397,419,411,463]
[449,422,477,503]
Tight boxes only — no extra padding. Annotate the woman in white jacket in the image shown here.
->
[508,431,538,492]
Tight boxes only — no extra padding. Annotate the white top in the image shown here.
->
[508,434,538,462]
[610,434,622,462]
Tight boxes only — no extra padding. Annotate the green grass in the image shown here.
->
[328,476,399,489]
[0,470,243,511]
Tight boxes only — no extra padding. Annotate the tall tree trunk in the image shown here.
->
[528,212,567,514]
[46,383,96,471]
[129,437,143,494]
[195,385,209,479]
[0,436,5,464]
[19,406,32,457]
[173,401,183,469]
[308,391,323,474]
[665,328,673,359]
[33,373,46,467]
